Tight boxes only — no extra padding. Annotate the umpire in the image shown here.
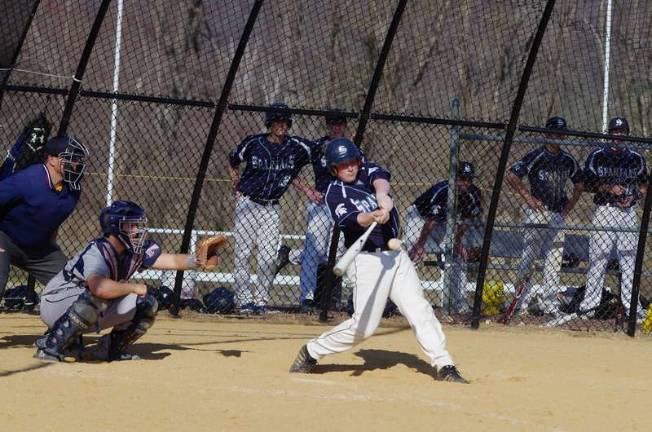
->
[0,135,89,300]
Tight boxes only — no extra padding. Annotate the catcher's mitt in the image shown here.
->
[196,235,227,271]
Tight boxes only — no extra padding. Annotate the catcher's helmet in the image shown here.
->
[99,200,148,254]
[325,138,361,168]
[45,136,89,190]
[324,110,347,125]
[608,117,630,135]
[457,161,475,179]
[203,287,235,314]
[545,116,568,131]
[265,102,292,128]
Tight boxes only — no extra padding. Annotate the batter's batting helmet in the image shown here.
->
[325,138,361,168]
[203,287,235,314]
[545,116,568,130]
[457,161,475,179]
[608,117,630,135]
[99,200,148,254]
[45,136,89,191]
[265,102,292,128]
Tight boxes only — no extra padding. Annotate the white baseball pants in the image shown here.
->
[306,249,455,369]
[581,205,640,317]
[514,207,565,313]
[232,196,280,306]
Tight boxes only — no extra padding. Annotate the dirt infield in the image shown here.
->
[1,313,651,432]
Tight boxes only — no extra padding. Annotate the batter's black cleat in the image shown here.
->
[437,365,469,384]
[273,245,291,276]
[289,344,317,373]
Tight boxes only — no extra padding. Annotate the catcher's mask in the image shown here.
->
[45,136,89,190]
[100,200,148,254]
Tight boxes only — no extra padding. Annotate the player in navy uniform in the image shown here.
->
[289,138,468,383]
[0,136,88,300]
[578,117,647,319]
[403,162,482,313]
[35,200,216,362]
[504,117,583,317]
[275,111,350,310]
[228,103,318,313]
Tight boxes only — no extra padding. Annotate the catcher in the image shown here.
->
[35,200,225,362]
[403,162,483,314]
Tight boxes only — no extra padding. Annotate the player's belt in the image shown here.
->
[245,195,279,206]
[361,245,391,253]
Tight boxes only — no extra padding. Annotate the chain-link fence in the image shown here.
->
[1,0,650,334]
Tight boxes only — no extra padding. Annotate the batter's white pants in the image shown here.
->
[232,196,280,306]
[298,203,332,302]
[580,205,640,317]
[306,249,455,369]
[514,208,565,314]
[403,205,469,313]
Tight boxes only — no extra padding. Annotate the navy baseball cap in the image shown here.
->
[458,161,475,179]
[545,116,568,130]
[608,117,629,134]
[44,136,72,156]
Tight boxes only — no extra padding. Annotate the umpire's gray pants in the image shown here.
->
[40,287,138,331]
[0,231,67,299]
[232,196,280,306]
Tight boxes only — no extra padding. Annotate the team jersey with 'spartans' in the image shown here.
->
[325,161,399,251]
[584,146,647,207]
[0,164,81,248]
[229,133,313,201]
[413,180,482,221]
[311,136,367,194]
[510,147,582,213]
[41,238,162,299]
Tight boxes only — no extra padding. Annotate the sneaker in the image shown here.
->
[289,344,317,373]
[34,348,64,362]
[89,334,142,362]
[300,299,316,313]
[274,245,291,276]
[437,365,469,384]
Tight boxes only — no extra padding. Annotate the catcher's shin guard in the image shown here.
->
[105,294,158,361]
[35,292,101,361]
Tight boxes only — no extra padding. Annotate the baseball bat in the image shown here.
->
[333,222,378,276]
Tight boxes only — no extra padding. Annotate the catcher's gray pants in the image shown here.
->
[0,231,66,299]
[580,205,640,317]
[41,287,137,331]
[514,208,565,314]
[232,195,280,307]
[403,205,468,312]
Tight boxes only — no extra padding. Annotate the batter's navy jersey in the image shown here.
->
[325,161,399,250]
[0,164,81,248]
[584,146,647,207]
[229,133,313,201]
[42,238,162,299]
[413,180,482,221]
[510,147,582,212]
